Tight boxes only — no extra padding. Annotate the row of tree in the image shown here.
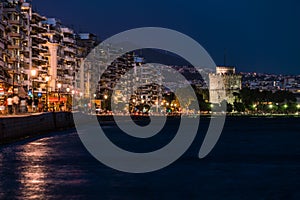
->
[167,86,299,114]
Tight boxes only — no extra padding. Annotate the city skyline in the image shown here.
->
[32,0,300,75]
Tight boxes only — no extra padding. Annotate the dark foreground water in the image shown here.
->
[0,116,300,199]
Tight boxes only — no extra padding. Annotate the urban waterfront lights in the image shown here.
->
[45,75,51,112]
[297,104,300,109]
[31,69,37,95]
[57,83,62,102]
[45,76,50,82]
[269,104,274,109]
[283,104,288,109]
[31,69,37,77]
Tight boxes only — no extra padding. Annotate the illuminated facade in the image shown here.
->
[209,66,242,104]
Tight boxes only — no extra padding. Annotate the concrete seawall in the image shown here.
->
[0,113,182,144]
[0,112,75,144]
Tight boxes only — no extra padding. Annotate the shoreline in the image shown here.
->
[0,112,299,145]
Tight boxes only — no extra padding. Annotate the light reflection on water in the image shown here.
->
[17,141,49,199]
[0,132,91,199]
[0,118,300,199]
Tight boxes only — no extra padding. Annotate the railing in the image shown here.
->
[61,27,74,34]
[8,20,20,25]
[65,56,76,62]
[63,37,75,44]
[0,60,4,68]
[64,47,75,54]
[0,40,4,49]
[0,23,4,32]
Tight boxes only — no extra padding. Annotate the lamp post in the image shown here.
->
[71,90,75,110]
[66,87,70,111]
[57,83,61,111]
[57,83,61,100]
[31,69,37,98]
[12,70,15,96]
[104,94,108,111]
[45,76,50,112]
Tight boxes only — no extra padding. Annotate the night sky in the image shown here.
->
[32,0,300,75]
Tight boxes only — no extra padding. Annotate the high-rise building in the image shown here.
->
[0,2,11,88]
[21,2,48,96]
[75,33,99,98]
[97,51,163,113]
[42,19,77,94]
[2,0,28,94]
[0,0,100,111]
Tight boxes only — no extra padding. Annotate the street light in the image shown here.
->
[57,83,62,102]
[31,69,37,97]
[45,75,51,112]
[65,88,70,111]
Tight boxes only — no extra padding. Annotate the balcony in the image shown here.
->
[22,46,30,52]
[8,57,18,63]
[40,46,48,53]
[31,34,47,43]
[8,20,20,25]
[0,23,4,32]
[65,56,76,63]
[61,27,74,34]
[64,74,74,80]
[21,57,30,63]
[38,66,48,73]
[0,40,4,50]
[32,12,47,21]
[31,23,47,32]
[64,46,75,54]
[63,37,75,44]
[9,32,21,38]
[0,60,4,68]
[7,44,20,49]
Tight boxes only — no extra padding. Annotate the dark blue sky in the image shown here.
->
[33,0,300,75]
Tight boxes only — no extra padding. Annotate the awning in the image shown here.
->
[48,97,67,102]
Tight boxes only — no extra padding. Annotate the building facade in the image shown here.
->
[209,66,242,105]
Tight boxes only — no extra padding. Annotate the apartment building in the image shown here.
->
[42,19,77,95]
[0,2,11,88]
[0,0,101,111]
[75,33,99,98]
[97,51,163,113]
[2,0,28,95]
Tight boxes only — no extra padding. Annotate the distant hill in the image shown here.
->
[134,49,190,66]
